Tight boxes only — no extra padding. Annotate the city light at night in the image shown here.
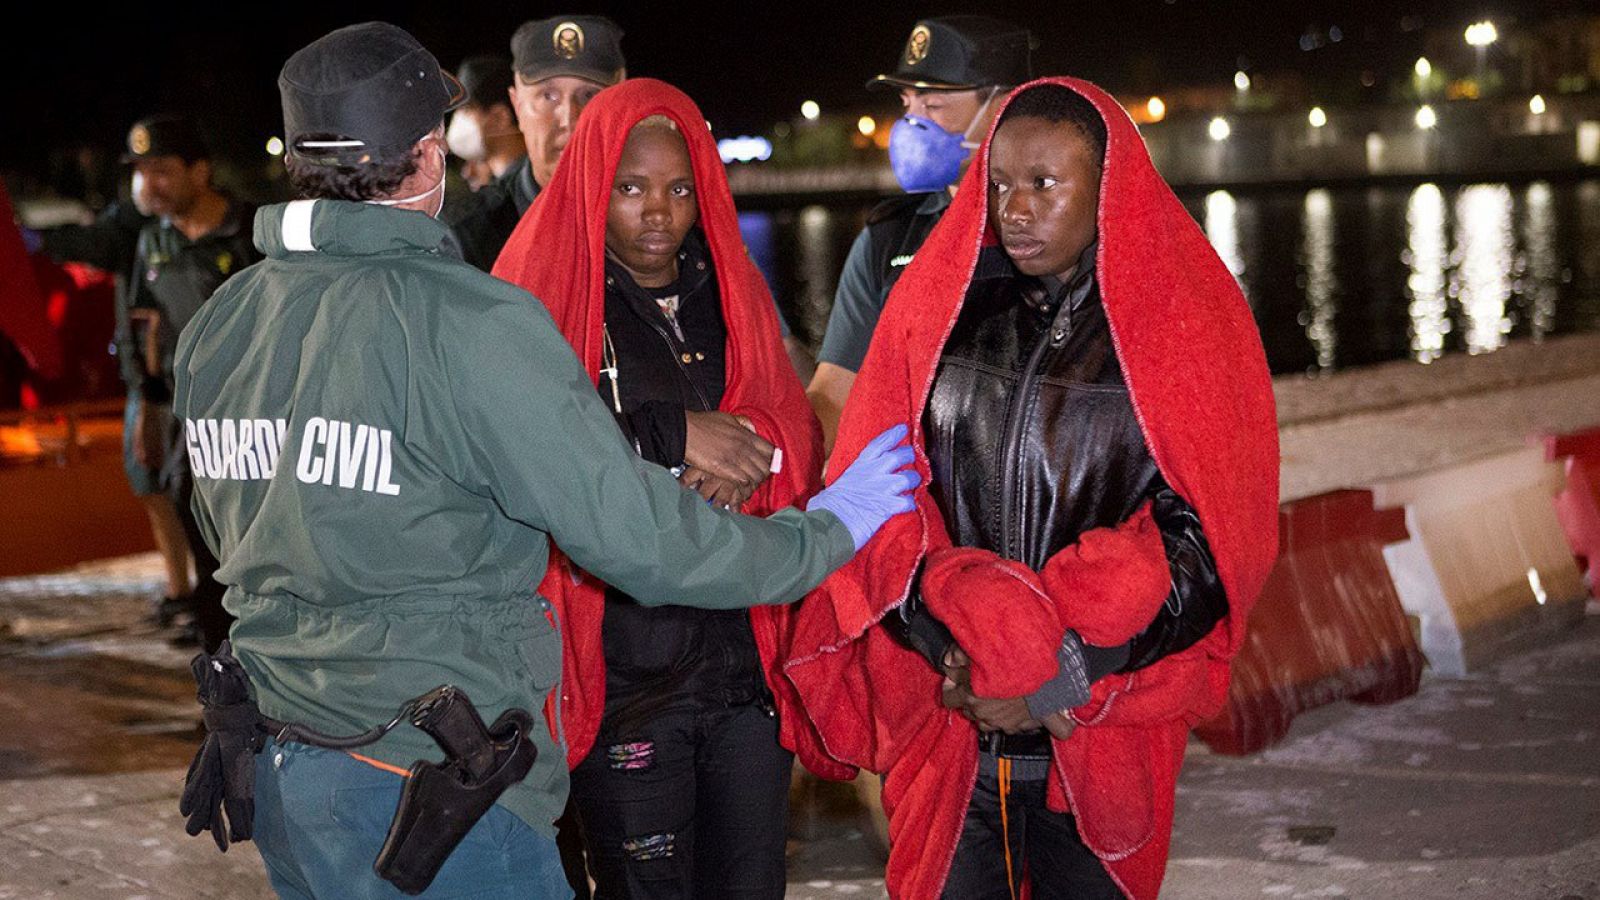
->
[1464,20,1499,47]
[1308,107,1327,128]
[1415,105,1438,130]
[1414,57,1432,79]
[716,135,773,163]
[1529,94,1547,115]
[1234,70,1251,92]
[1146,96,1166,122]
[799,100,820,121]
[856,116,875,137]
[1209,116,1231,141]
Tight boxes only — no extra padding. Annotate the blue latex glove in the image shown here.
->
[809,423,920,551]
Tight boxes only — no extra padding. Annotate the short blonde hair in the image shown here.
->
[634,114,678,132]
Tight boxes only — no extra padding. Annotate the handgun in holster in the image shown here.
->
[373,685,538,895]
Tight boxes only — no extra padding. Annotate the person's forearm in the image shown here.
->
[40,225,124,271]
[880,588,955,671]
[611,400,686,468]
[568,468,855,610]
[1121,487,1227,672]
[1024,630,1131,719]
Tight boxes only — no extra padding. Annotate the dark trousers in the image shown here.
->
[170,469,232,651]
[570,700,791,900]
[556,799,592,900]
[940,753,1125,900]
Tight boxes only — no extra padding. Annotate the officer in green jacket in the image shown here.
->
[172,22,916,900]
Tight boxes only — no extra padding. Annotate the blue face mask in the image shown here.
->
[887,90,998,193]
[888,116,967,193]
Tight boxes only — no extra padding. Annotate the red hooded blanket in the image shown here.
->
[492,78,832,773]
[782,77,1281,899]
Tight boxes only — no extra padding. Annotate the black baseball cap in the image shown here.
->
[457,55,515,109]
[867,16,1035,92]
[279,21,467,167]
[122,116,209,164]
[511,15,625,85]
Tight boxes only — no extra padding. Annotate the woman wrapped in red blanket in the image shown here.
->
[493,78,914,900]
[782,78,1279,899]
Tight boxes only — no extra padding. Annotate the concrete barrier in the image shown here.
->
[1197,490,1423,756]
[1537,426,1600,591]
[1373,446,1587,676]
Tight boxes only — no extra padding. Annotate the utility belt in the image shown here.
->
[179,641,537,896]
[977,728,1052,759]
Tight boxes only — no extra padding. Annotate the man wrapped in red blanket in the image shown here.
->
[783,78,1279,898]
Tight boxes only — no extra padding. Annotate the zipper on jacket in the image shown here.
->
[999,282,1082,562]
[643,315,714,412]
[614,278,716,414]
[998,314,1059,561]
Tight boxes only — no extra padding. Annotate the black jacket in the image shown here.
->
[888,246,1227,683]
[443,157,540,272]
[593,230,767,733]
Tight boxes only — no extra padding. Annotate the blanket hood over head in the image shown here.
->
[782,76,1280,899]
[492,78,830,772]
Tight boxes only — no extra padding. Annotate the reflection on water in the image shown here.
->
[1453,184,1514,355]
[744,178,1600,376]
[1579,182,1600,333]
[795,206,837,344]
[1406,184,1451,363]
[1205,191,1242,277]
[738,211,777,291]
[1300,189,1338,371]
[1204,190,1252,305]
[1521,183,1559,339]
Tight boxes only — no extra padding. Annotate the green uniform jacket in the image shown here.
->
[172,199,853,835]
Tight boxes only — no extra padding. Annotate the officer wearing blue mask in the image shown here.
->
[807,16,1034,451]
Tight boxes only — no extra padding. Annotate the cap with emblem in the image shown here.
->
[510,15,625,85]
[456,55,515,109]
[122,116,209,163]
[278,21,466,167]
[867,16,1034,92]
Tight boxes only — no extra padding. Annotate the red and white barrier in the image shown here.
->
[1373,446,1587,676]
[1198,490,1423,756]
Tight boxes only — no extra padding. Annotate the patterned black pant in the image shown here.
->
[570,700,791,900]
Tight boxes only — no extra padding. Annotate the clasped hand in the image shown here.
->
[680,411,775,509]
[940,646,1076,741]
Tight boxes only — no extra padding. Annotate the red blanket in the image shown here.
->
[782,77,1280,899]
[491,78,831,774]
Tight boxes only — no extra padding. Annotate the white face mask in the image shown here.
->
[446,111,486,162]
[131,171,152,216]
[366,146,447,218]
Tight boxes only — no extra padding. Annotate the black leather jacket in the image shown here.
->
[888,247,1227,676]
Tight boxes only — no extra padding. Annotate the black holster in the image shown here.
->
[374,686,538,895]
